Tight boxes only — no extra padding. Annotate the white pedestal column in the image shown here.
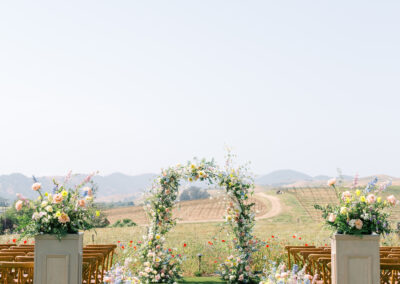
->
[34,233,83,284]
[331,234,380,284]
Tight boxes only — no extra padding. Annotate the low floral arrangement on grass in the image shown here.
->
[15,172,100,239]
[103,259,140,284]
[260,263,319,284]
[314,176,396,235]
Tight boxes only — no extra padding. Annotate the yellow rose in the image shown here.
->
[44,192,48,197]
[377,197,382,203]
[360,196,366,202]
[55,211,61,217]
[355,189,361,196]
[61,190,68,197]
[95,211,100,217]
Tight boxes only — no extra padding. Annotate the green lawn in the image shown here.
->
[180,277,224,283]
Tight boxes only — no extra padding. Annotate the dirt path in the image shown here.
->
[178,192,282,224]
[254,192,282,220]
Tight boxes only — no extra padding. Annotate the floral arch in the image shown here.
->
[139,157,260,283]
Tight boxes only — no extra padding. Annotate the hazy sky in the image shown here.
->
[0,1,399,177]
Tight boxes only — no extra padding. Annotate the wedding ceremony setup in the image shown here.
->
[0,156,399,284]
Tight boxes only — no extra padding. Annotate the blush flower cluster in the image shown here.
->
[15,172,100,240]
[315,176,396,235]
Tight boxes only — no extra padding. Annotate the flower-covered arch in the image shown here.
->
[139,156,260,283]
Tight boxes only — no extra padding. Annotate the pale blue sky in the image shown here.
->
[0,1,399,177]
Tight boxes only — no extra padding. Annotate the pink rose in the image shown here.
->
[387,195,397,206]
[52,193,63,204]
[341,191,352,201]
[327,178,336,187]
[355,219,363,230]
[32,182,41,191]
[77,199,86,207]
[328,213,337,222]
[366,194,376,204]
[15,200,23,211]
[58,213,70,223]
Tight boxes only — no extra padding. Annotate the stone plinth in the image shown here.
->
[34,233,83,284]
[331,234,380,284]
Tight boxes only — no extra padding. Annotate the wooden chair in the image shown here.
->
[15,256,35,262]
[1,249,26,254]
[0,261,34,284]
[85,244,117,271]
[285,245,316,269]
[0,244,16,248]
[82,253,104,284]
[380,263,400,284]
[318,257,331,284]
[83,248,111,282]
[381,251,392,258]
[388,254,400,259]
[82,261,92,284]
[0,252,26,258]
[83,257,98,284]
[309,253,330,275]
[300,250,327,274]
[10,247,34,253]
[290,248,323,269]
[0,256,14,262]
[381,247,393,251]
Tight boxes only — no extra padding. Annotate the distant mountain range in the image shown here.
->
[0,173,156,203]
[255,170,352,186]
[255,170,399,188]
[0,170,398,203]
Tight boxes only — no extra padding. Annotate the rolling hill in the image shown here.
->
[1,170,398,203]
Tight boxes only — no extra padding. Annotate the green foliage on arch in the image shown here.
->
[138,156,260,283]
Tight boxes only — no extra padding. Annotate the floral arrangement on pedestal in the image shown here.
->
[15,172,100,239]
[314,176,396,235]
[137,154,261,283]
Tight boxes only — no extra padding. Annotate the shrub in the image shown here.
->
[111,218,136,228]
[180,186,210,201]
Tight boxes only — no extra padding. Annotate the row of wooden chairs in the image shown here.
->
[286,246,400,284]
[0,244,117,284]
